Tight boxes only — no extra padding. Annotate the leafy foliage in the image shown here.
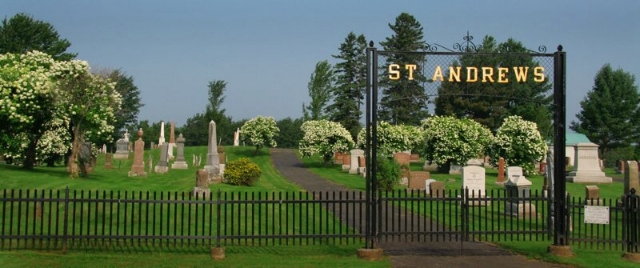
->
[434,36,552,136]
[379,13,429,125]
[298,120,354,164]
[326,32,367,139]
[421,116,493,167]
[241,115,280,154]
[0,13,76,61]
[376,156,401,191]
[570,64,640,161]
[489,116,547,175]
[182,80,234,146]
[303,60,333,121]
[356,121,423,157]
[224,157,262,186]
[275,117,303,148]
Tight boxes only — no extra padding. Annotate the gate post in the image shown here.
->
[357,42,383,260]
[548,45,573,257]
[623,189,640,262]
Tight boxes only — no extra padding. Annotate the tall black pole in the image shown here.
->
[365,42,374,249]
[553,45,567,246]
[371,45,379,248]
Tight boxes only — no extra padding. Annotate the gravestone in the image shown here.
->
[104,153,114,169]
[128,129,147,177]
[334,152,344,165]
[154,143,169,173]
[192,169,211,198]
[585,185,602,205]
[341,153,351,172]
[566,142,611,183]
[171,134,188,169]
[80,142,94,174]
[410,154,420,163]
[158,121,165,146]
[349,149,364,174]
[423,160,438,172]
[393,153,411,167]
[148,155,153,174]
[449,164,462,175]
[496,157,506,185]
[150,142,155,150]
[101,144,107,154]
[462,165,487,206]
[204,120,221,180]
[358,156,366,174]
[430,181,446,198]
[168,121,176,160]
[504,167,536,218]
[233,128,240,146]
[624,160,640,195]
[114,131,130,160]
[424,179,436,195]
[408,171,431,190]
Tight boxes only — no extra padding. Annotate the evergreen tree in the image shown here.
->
[326,32,367,139]
[0,13,76,60]
[434,36,552,135]
[570,64,640,160]
[302,60,333,121]
[182,80,233,146]
[379,13,429,125]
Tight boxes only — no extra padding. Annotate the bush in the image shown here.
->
[376,156,401,191]
[224,158,262,186]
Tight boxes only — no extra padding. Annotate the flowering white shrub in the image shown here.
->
[356,121,424,156]
[421,116,493,166]
[299,120,354,163]
[490,115,547,175]
[241,116,280,154]
[0,51,121,172]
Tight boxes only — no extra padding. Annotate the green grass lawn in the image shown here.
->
[0,146,390,268]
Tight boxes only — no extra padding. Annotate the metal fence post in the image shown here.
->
[61,187,69,254]
[625,189,639,253]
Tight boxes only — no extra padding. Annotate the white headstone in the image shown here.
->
[462,165,486,197]
[566,142,612,183]
[349,149,364,174]
[506,166,531,186]
[425,179,436,195]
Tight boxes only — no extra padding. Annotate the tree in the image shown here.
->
[55,60,121,177]
[241,116,280,154]
[434,36,553,135]
[302,60,333,121]
[570,64,640,160]
[100,69,143,147]
[326,32,368,139]
[0,51,65,169]
[0,13,76,61]
[490,116,547,175]
[298,120,354,164]
[421,116,493,169]
[182,80,234,146]
[379,13,429,125]
[275,117,304,148]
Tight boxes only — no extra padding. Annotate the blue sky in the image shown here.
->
[3,0,639,127]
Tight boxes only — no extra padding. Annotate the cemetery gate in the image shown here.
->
[363,34,570,250]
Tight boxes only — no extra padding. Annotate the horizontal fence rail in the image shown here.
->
[1,188,638,253]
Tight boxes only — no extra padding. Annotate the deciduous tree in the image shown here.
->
[303,60,333,121]
[241,116,279,154]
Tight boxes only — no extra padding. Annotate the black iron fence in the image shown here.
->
[1,188,638,254]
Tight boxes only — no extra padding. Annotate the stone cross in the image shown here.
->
[128,129,147,177]
[171,133,188,169]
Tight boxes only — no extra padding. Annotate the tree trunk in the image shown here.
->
[67,124,83,178]
[22,139,38,170]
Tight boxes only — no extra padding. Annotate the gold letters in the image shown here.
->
[388,63,547,83]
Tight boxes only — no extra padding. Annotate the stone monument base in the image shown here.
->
[566,170,612,184]
[154,166,169,173]
[171,161,188,169]
[114,152,129,160]
[192,187,211,198]
[128,170,147,177]
[505,202,537,218]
